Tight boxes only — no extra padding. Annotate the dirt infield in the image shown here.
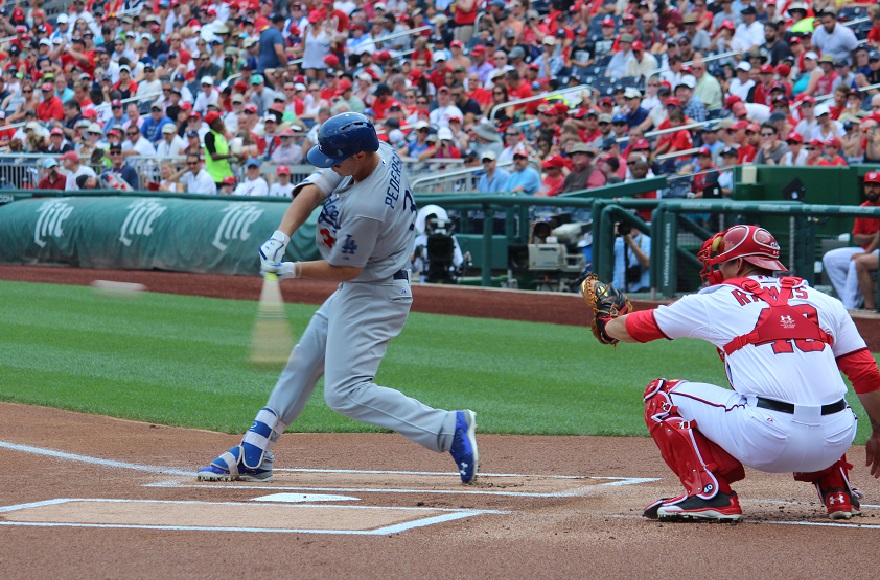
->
[2,265,880,578]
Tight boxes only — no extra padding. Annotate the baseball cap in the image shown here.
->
[201,76,214,85]
[864,171,880,184]
[481,150,496,161]
[50,127,63,136]
[161,124,177,134]
[720,146,738,157]
[611,113,627,123]
[697,146,712,157]
[59,151,79,162]
[246,158,261,168]
[205,111,221,124]
[786,132,804,143]
[277,165,291,175]
[42,157,59,169]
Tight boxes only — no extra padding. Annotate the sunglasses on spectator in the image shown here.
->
[761,132,774,137]
[127,131,139,136]
[626,161,638,166]
[805,146,816,150]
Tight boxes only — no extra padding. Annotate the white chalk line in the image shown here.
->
[0,498,507,535]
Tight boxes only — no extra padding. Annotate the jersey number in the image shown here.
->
[319,227,335,249]
[753,304,826,354]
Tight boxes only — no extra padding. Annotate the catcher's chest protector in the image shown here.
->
[721,277,833,356]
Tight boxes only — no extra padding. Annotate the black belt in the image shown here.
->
[392,269,409,280]
[756,397,847,415]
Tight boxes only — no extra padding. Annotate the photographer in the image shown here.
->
[612,222,651,293]
[411,205,467,283]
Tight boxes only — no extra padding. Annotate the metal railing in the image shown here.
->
[410,161,514,193]
[488,84,591,122]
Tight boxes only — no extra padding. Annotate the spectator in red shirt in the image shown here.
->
[654,109,693,156]
[37,82,64,122]
[804,139,825,165]
[540,155,569,196]
[37,158,67,191]
[818,137,848,166]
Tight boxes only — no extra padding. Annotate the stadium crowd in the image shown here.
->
[2,0,880,196]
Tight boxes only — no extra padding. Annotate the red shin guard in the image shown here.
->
[645,379,745,499]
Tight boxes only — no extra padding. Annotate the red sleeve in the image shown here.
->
[624,309,670,343]
[837,348,880,394]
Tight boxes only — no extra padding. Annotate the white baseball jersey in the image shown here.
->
[312,142,417,283]
[652,275,865,405]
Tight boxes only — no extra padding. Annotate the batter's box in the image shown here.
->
[150,469,660,498]
[0,499,505,535]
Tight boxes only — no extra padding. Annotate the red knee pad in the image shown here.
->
[644,378,745,499]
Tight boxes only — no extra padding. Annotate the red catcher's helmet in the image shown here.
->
[697,225,787,285]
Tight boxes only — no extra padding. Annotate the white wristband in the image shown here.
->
[295,262,303,279]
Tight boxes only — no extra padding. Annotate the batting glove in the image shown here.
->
[259,230,290,270]
[262,261,301,280]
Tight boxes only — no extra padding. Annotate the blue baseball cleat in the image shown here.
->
[449,410,479,484]
[197,445,275,482]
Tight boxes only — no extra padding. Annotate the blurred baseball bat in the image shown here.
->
[249,273,294,367]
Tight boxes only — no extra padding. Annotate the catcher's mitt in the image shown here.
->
[580,274,632,345]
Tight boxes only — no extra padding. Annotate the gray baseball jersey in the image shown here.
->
[262,142,459,454]
[315,142,417,282]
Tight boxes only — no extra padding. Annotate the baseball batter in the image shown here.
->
[198,112,479,484]
[585,225,880,521]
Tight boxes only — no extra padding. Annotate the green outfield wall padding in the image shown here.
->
[0,196,320,274]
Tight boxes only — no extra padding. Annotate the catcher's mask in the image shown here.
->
[697,225,787,286]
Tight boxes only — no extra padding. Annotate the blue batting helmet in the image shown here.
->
[307,112,379,168]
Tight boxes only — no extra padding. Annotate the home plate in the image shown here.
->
[254,493,360,503]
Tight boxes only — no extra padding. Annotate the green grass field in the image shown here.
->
[1,280,876,443]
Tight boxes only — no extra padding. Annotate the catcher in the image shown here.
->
[581,225,880,522]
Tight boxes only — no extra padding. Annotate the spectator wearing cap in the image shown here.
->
[101,139,140,191]
[171,74,194,104]
[780,132,808,166]
[811,102,843,142]
[61,150,97,192]
[609,112,629,140]
[792,96,818,138]
[257,12,288,73]
[811,9,858,64]
[268,165,295,198]
[689,146,720,198]
[561,142,606,193]
[606,34,633,80]
[371,83,402,122]
[622,88,650,129]
[157,124,187,158]
[534,36,564,79]
[539,156,570,197]
[598,137,626,181]
[193,77,220,116]
[654,108,693,159]
[302,11,332,80]
[680,12,711,52]
[818,137,848,166]
[203,111,237,188]
[448,40,472,72]
[135,63,162,100]
[832,59,858,94]
[699,123,723,160]
[38,157,67,191]
[429,87,464,130]
[233,159,269,197]
[731,6,762,53]
[46,127,74,154]
[503,146,541,195]
[801,138,825,165]
[754,122,790,165]
[37,82,64,122]
[477,149,510,193]
[690,58,722,115]
[141,103,174,144]
[272,127,306,165]
[419,126,461,165]
[839,120,864,164]
[805,54,840,99]
[623,39,657,80]
[674,77,707,123]
[348,23,378,63]
[249,73,279,117]
[855,51,880,94]
[465,45,493,84]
